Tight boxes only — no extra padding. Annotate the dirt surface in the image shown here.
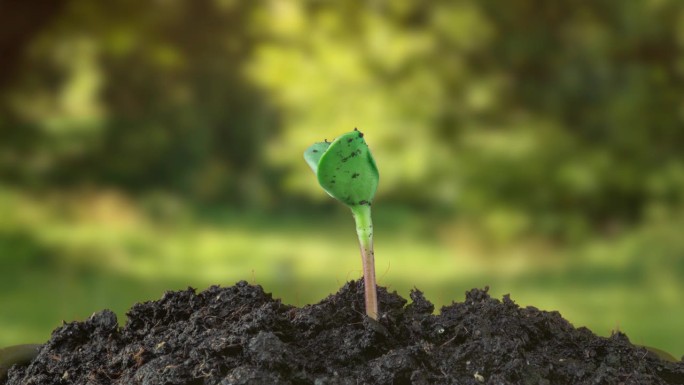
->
[4,280,683,384]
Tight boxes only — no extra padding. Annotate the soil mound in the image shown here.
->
[4,281,683,384]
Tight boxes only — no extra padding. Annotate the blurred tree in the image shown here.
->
[2,0,684,240]
[0,0,279,204]
[0,0,67,185]
[0,0,66,89]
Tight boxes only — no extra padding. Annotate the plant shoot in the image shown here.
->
[304,129,380,319]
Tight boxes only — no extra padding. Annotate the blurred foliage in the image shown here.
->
[1,0,683,357]
[1,0,278,204]
[1,0,683,239]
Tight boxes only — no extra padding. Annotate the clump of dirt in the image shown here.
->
[4,280,683,384]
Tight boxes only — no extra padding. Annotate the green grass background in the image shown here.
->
[1,188,681,359]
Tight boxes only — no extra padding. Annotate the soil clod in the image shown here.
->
[4,280,683,384]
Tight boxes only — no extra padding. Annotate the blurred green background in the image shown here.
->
[1,0,683,358]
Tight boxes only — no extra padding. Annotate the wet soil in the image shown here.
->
[4,280,683,385]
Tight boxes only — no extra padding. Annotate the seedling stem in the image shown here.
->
[351,204,377,319]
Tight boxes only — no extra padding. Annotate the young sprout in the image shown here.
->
[304,129,380,319]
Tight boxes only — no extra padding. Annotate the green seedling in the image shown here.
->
[304,129,380,319]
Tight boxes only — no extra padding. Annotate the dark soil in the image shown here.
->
[4,280,683,385]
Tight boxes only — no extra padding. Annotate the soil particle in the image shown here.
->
[4,281,683,385]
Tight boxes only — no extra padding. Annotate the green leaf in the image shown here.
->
[315,130,378,207]
[304,141,331,174]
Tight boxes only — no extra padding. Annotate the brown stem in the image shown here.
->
[352,204,378,319]
[359,240,378,319]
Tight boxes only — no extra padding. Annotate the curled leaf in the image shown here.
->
[304,141,331,174]
[305,130,379,207]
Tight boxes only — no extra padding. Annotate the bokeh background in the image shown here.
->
[1,0,683,357]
